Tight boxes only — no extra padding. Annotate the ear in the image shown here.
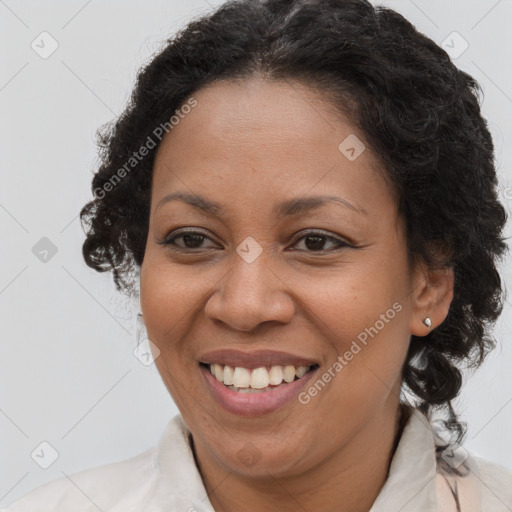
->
[409,259,454,337]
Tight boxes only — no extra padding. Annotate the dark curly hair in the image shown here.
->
[80,0,508,445]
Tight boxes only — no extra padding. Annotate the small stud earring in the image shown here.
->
[423,317,432,332]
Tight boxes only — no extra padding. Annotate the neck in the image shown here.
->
[193,401,408,512]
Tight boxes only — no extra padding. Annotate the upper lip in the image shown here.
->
[198,349,319,369]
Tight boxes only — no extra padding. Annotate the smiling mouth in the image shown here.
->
[200,362,319,393]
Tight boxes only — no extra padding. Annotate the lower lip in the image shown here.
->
[200,365,318,416]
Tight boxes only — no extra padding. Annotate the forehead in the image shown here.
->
[151,77,395,220]
[155,77,361,157]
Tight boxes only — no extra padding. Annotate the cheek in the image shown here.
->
[299,292,411,450]
[305,257,410,343]
[301,261,412,402]
[139,260,205,406]
[140,255,208,342]
[140,258,206,409]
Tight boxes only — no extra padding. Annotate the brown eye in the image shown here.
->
[159,229,218,250]
[291,230,351,252]
[159,229,351,253]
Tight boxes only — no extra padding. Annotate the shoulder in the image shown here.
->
[1,445,157,512]
[474,456,512,511]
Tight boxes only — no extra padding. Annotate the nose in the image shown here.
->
[204,249,295,332]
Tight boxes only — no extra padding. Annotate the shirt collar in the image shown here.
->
[370,408,438,511]
[148,416,216,512]
[145,408,438,511]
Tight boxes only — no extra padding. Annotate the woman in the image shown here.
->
[4,0,511,510]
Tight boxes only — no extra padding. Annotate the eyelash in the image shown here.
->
[158,228,352,253]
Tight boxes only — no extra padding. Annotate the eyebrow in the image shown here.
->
[155,191,368,217]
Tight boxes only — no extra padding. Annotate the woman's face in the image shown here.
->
[140,78,431,477]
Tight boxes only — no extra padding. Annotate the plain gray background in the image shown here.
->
[1,0,511,507]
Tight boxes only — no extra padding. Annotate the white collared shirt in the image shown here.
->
[2,409,511,511]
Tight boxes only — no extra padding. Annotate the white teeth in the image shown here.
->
[223,365,234,386]
[250,367,269,389]
[232,367,251,388]
[283,365,296,383]
[207,363,314,390]
[237,387,262,394]
[213,363,224,382]
[268,365,284,385]
[227,381,289,393]
[296,366,308,378]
